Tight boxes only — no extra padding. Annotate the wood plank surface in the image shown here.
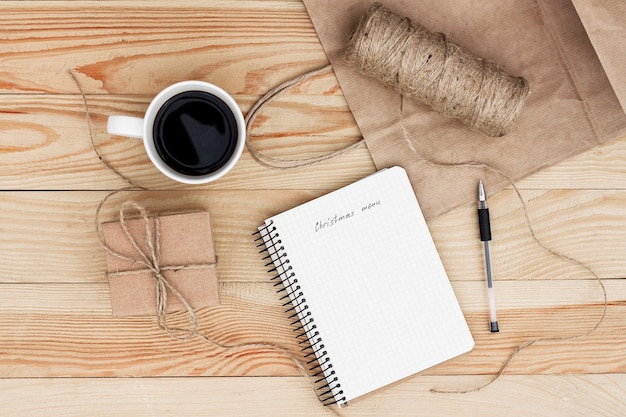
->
[0,280,621,377]
[2,375,626,417]
[2,189,626,284]
[0,1,625,416]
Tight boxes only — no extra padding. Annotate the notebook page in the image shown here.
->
[265,167,474,404]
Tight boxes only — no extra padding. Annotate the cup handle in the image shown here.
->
[107,115,144,139]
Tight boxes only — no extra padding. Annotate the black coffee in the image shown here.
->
[153,91,238,176]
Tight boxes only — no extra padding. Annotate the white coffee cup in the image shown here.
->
[107,80,246,184]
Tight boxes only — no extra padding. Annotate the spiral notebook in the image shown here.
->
[256,167,474,406]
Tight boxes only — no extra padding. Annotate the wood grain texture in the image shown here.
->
[2,189,626,284]
[0,280,621,378]
[0,92,369,190]
[0,1,322,95]
[2,375,625,416]
[0,1,625,416]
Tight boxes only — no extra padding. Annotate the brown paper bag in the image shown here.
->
[303,0,626,220]
[571,0,626,114]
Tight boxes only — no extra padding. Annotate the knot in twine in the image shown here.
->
[345,2,530,137]
[101,201,215,341]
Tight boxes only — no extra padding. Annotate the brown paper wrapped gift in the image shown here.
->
[102,210,220,317]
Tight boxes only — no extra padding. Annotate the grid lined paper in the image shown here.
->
[259,167,474,405]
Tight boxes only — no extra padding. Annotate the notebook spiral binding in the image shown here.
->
[255,221,346,407]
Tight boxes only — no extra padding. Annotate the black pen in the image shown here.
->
[478,180,499,332]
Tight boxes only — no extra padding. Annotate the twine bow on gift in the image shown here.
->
[99,200,215,341]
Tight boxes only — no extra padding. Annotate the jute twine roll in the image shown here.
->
[345,3,530,137]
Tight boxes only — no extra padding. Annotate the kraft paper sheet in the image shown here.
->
[302,0,626,220]
[571,0,626,114]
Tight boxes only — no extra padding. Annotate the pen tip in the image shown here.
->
[478,180,485,201]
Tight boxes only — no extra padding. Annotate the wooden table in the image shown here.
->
[1,1,625,415]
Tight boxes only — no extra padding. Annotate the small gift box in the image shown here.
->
[102,206,220,318]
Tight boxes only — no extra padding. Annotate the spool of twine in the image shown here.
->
[345,3,530,137]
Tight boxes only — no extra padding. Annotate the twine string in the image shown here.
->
[74,47,605,401]
[93,192,342,412]
[71,72,343,410]
[69,70,146,190]
[396,95,608,393]
[244,64,366,169]
[245,67,607,396]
